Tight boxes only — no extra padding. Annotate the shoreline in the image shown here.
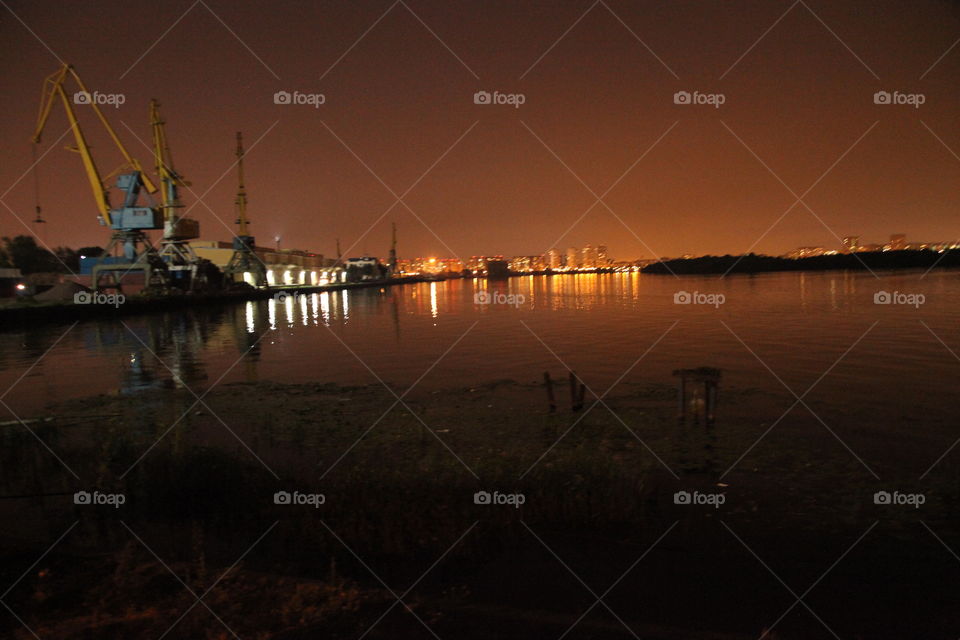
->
[0,276,421,327]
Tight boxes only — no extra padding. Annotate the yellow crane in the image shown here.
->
[149,98,192,236]
[150,99,217,290]
[33,63,167,291]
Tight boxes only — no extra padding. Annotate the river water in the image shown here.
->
[2,270,958,468]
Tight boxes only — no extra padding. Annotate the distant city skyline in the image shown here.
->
[785,231,960,259]
[394,243,623,275]
[377,229,960,266]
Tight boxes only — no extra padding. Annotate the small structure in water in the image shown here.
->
[672,367,721,425]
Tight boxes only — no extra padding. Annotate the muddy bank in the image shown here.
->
[1,379,957,638]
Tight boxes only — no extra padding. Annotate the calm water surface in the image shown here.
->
[2,270,958,440]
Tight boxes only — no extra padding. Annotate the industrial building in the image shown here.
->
[189,241,344,287]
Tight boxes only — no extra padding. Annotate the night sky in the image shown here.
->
[1,0,959,261]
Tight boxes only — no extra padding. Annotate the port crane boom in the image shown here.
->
[33,64,157,225]
[150,98,188,233]
[33,63,167,291]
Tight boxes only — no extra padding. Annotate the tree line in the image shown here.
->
[642,250,960,275]
[0,235,103,274]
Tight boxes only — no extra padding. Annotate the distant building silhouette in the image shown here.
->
[841,236,860,253]
[580,245,589,268]
[546,248,561,269]
[785,246,826,259]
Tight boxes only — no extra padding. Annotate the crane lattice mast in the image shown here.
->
[224,131,266,287]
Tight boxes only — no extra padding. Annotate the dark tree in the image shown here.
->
[54,247,79,272]
[0,236,63,274]
[77,246,105,258]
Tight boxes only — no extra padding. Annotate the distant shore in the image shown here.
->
[641,249,960,275]
[4,251,956,327]
[0,276,430,327]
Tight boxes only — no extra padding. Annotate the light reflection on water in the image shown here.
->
[1,271,959,436]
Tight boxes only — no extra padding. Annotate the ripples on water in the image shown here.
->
[2,270,958,441]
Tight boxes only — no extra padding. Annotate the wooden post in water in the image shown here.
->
[677,373,686,422]
[703,380,711,425]
[569,371,578,411]
[543,371,556,413]
[706,380,719,426]
[577,382,586,411]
